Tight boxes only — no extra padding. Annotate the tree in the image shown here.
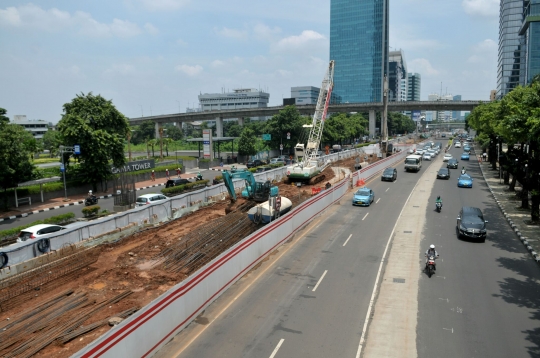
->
[164,124,183,141]
[0,123,36,209]
[264,106,310,153]
[42,130,62,157]
[131,120,156,145]
[238,127,257,156]
[0,108,9,124]
[56,92,129,191]
[148,139,157,157]
[224,121,242,137]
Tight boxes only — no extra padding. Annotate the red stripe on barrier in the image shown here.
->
[82,178,350,358]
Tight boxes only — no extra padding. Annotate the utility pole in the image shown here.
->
[382,75,389,157]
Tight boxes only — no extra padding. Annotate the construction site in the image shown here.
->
[0,154,372,358]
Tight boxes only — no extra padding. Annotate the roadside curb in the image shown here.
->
[476,150,540,264]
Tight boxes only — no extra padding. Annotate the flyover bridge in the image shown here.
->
[129,100,482,138]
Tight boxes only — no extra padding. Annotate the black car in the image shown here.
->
[246,159,265,168]
[381,167,397,181]
[255,166,273,173]
[165,178,191,188]
[436,167,450,179]
[457,206,488,242]
[447,158,459,169]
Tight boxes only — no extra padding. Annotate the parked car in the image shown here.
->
[165,178,191,188]
[457,174,473,188]
[246,159,265,168]
[457,206,488,242]
[17,224,67,243]
[352,187,375,206]
[255,166,273,173]
[437,167,451,179]
[136,193,168,207]
[269,158,286,165]
[381,167,397,182]
[447,158,459,169]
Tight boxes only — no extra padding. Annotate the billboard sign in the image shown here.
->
[203,129,212,159]
[412,110,421,122]
[111,159,155,174]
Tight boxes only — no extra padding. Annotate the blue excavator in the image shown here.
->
[221,168,278,202]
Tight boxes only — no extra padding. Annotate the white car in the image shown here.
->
[443,154,453,162]
[422,153,432,161]
[455,142,462,148]
[427,150,436,158]
[136,193,168,207]
[17,224,66,243]
[416,149,425,155]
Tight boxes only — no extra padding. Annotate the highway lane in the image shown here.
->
[154,154,438,358]
[417,145,540,357]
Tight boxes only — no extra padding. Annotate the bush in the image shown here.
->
[0,212,76,241]
[82,205,100,217]
[161,180,209,196]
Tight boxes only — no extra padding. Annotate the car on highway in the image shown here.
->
[422,153,432,161]
[463,145,471,152]
[416,149,425,155]
[352,187,374,206]
[443,153,453,162]
[17,224,67,243]
[436,167,451,180]
[455,142,462,148]
[427,150,436,158]
[461,153,470,160]
[136,193,168,207]
[447,158,459,169]
[381,167,397,182]
[441,133,446,137]
[165,178,191,188]
[269,158,286,166]
[457,206,488,242]
[246,159,265,168]
[457,173,473,188]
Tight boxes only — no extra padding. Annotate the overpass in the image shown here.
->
[129,100,482,138]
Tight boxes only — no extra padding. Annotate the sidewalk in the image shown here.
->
[476,148,540,264]
[0,173,198,223]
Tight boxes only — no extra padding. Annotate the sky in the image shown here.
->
[0,0,499,123]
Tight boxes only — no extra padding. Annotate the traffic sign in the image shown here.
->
[280,144,283,150]
[287,132,290,139]
[262,134,271,141]
[60,163,65,173]
[74,144,81,155]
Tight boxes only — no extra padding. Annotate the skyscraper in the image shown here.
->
[389,50,407,102]
[330,0,389,103]
[407,73,421,101]
[452,95,462,120]
[521,1,540,84]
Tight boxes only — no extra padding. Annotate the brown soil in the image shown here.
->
[1,155,376,358]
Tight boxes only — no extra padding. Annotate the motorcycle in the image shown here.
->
[84,195,98,206]
[426,255,437,278]
[196,174,203,181]
[461,169,466,174]
[436,202,442,213]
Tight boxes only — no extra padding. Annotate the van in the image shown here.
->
[404,155,422,172]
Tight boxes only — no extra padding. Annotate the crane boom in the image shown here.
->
[302,60,335,166]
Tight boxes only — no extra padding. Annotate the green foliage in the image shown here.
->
[131,120,156,144]
[42,130,62,157]
[0,108,9,124]
[238,127,258,156]
[161,180,209,196]
[224,122,242,137]
[57,92,129,191]
[82,205,100,217]
[323,113,367,145]
[0,212,76,241]
[164,124,183,141]
[387,112,416,135]
[263,106,309,150]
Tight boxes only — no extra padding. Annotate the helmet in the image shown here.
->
[430,244,435,249]
[89,190,92,194]
[437,196,440,200]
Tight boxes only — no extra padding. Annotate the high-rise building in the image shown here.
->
[452,95,462,120]
[198,88,269,121]
[330,0,389,103]
[290,86,341,105]
[520,1,540,84]
[388,50,407,102]
[407,73,421,101]
[427,94,453,121]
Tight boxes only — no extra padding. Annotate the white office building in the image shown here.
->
[12,115,49,139]
[198,88,269,121]
[427,94,453,121]
[290,86,342,105]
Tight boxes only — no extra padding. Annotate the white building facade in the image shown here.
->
[13,115,49,139]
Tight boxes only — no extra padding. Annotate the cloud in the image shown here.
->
[0,4,144,38]
[215,26,248,40]
[211,60,225,68]
[136,0,190,11]
[175,64,203,76]
[144,23,159,35]
[467,39,497,63]
[408,58,439,76]
[252,23,281,41]
[176,38,187,46]
[462,0,499,17]
[273,30,327,53]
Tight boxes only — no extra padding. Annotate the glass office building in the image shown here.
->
[330,0,389,103]
[521,1,540,84]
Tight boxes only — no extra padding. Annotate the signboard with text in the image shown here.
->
[262,134,271,141]
[203,129,212,159]
[412,110,421,122]
[111,159,155,174]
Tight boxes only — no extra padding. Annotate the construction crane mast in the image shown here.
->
[287,60,335,185]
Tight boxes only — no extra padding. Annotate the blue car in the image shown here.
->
[461,153,470,160]
[458,174,473,188]
[352,187,374,206]
[463,145,471,152]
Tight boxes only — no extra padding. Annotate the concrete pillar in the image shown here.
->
[369,110,376,139]
[154,122,162,140]
[237,117,244,126]
[215,117,223,138]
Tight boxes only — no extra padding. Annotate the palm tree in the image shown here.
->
[163,138,173,157]
[148,139,157,157]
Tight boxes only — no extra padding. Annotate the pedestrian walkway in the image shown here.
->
[0,173,198,222]
[476,147,540,264]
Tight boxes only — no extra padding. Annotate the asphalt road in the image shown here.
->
[154,154,439,358]
[417,145,540,357]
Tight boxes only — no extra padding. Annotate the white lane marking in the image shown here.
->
[269,339,285,358]
[385,188,390,192]
[312,270,328,292]
[343,234,353,247]
[443,328,454,333]
[355,176,420,358]
[438,298,449,303]
[362,213,369,221]
[376,198,381,204]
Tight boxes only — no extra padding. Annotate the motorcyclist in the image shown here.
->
[461,167,466,174]
[86,190,97,204]
[425,244,439,270]
[196,172,203,181]
[435,195,442,210]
